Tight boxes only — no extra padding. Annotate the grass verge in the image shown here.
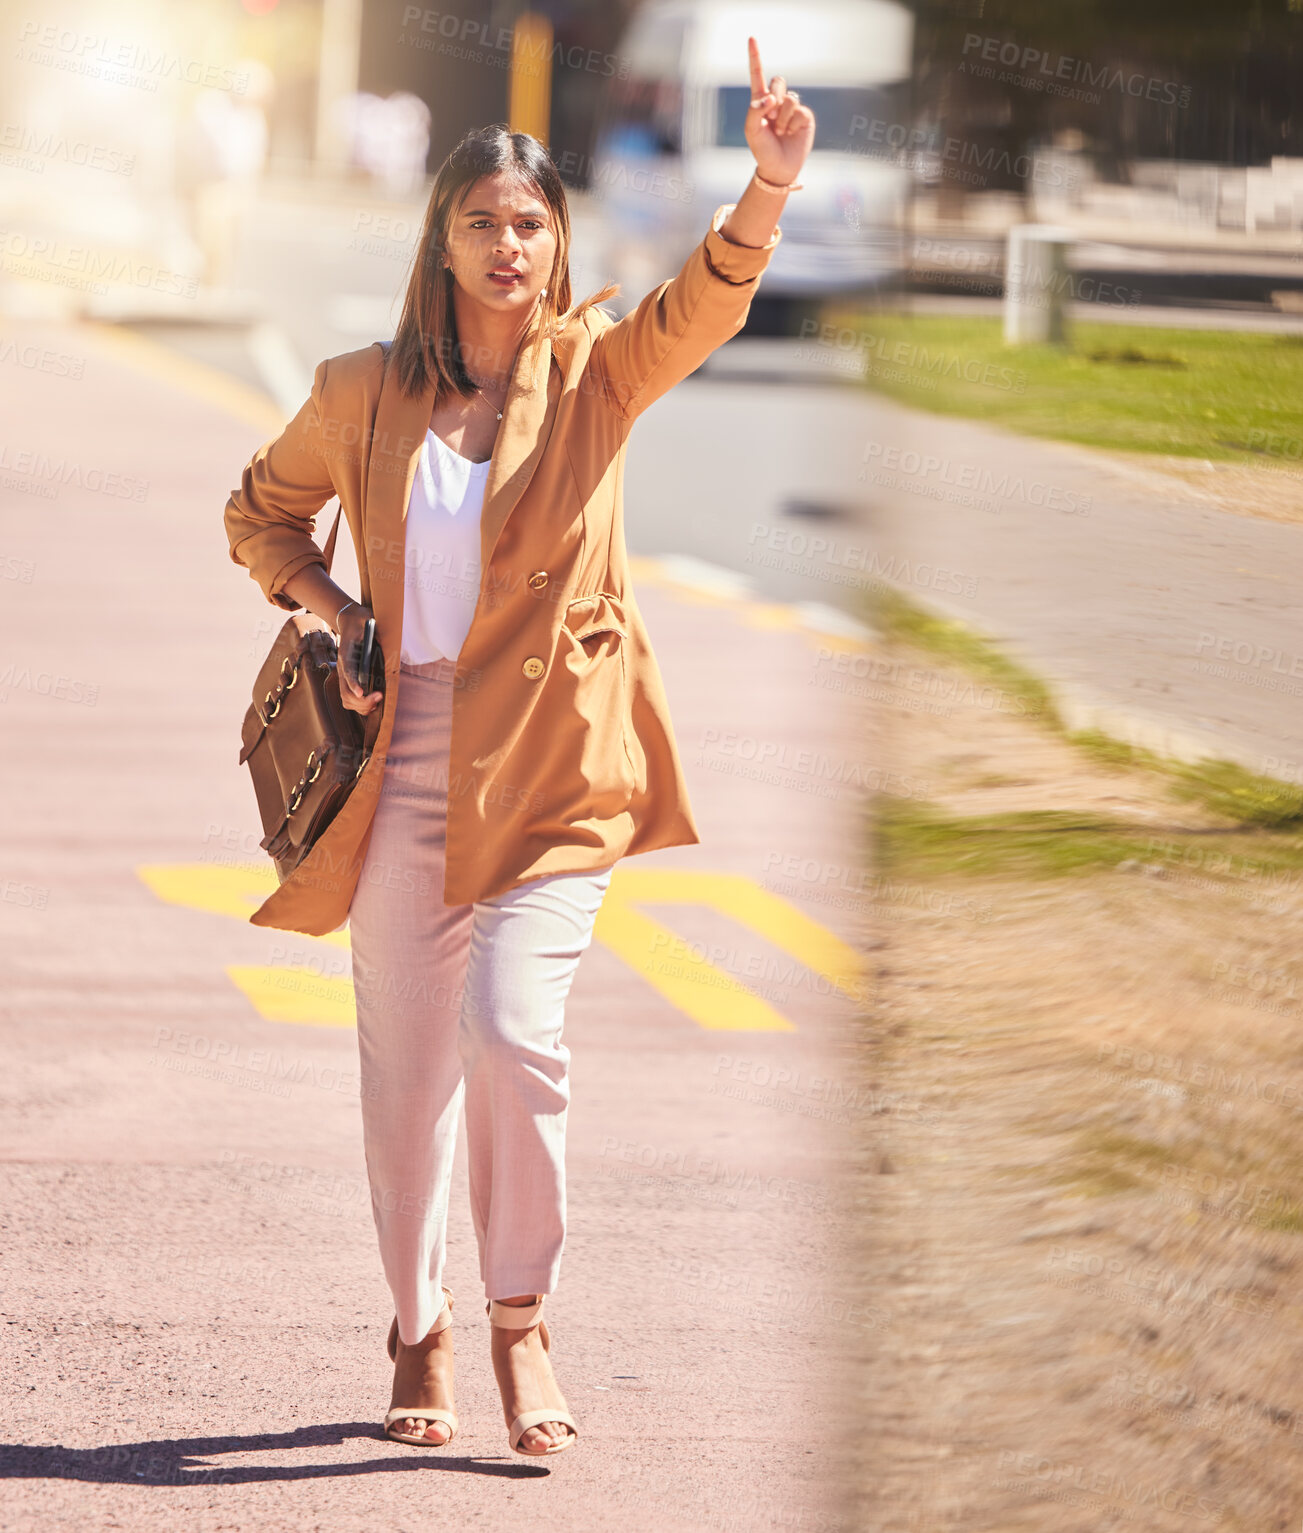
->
[829,308,1303,463]
[873,588,1303,831]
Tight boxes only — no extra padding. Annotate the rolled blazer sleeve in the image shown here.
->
[223,357,337,610]
[588,202,782,422]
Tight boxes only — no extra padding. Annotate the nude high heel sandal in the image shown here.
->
[486,1295,578,1456]
[384,1286,459,1446]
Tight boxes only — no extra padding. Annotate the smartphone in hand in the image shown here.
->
[349,617,385,696]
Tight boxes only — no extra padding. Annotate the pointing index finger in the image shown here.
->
[748,35,766,100]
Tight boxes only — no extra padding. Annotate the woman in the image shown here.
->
[223,37,813,1458]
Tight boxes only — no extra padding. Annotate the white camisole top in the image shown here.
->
[399,428,492,665]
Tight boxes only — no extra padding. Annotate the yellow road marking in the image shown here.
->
[83,321,285,435]
[597,869,866,1031]
[227,966,356,1027]
[736,603,804,630]
[596,900,793,1031]
[137,861,864,1032]
[137,861,349,949]
[625,557,873,652]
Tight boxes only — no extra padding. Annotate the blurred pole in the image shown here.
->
[510,12,553,144]
[316,0,363,174]
[1004,224,1071,345]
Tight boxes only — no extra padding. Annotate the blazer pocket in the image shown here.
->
[563,591,630,644]
[553,593,636,819]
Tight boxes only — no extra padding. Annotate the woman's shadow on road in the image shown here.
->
[0,1422,553,1483]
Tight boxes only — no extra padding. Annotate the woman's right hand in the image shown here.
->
[336,602,383,715]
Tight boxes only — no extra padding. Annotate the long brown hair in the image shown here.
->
[391,123,618,400]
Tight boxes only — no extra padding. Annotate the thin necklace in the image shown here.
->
[465,329,528,420]
[467,376,506,420]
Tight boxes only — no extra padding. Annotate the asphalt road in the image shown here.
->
[0,289,877,1529]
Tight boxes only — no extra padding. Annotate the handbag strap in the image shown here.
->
[321,500,381,751]
[322,505,343,574]
[321,343,390,582]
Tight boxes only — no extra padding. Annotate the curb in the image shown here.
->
[883,585,1278,775]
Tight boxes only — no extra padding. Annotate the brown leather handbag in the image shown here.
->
[238,508,382,883]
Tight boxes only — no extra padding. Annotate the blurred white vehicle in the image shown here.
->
[589,0,913,326]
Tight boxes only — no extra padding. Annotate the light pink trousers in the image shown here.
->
[347,656,613,1346]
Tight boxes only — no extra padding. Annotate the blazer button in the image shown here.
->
[527,569,548,589]
[522,656,545,679]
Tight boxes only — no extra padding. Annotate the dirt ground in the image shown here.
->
[846,636,1303,1532]
[1084,446,1303,528]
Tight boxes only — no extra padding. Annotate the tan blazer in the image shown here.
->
[224,203,782,935]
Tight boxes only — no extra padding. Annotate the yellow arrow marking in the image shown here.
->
[596,899,792,1031]
[136,862,349,948]
[226,966,357,1028]
[596,869,867,1032]
[137,863,865,1032]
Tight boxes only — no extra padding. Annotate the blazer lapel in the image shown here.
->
[479,312,559,572]
[362,307,560,654]
[363,360,434,652]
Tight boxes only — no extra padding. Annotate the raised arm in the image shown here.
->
[223,357,337,611]
[587,206,780,423]
[587,34,815,422]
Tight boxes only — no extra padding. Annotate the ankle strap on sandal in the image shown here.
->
[486,1295,545,1329]
[429,1285,454,1334]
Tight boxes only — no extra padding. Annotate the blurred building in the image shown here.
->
[353,0,643,183]
[906,0,1303,236]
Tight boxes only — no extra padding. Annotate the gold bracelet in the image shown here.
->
[752,169,804,193]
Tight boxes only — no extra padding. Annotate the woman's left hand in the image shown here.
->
[745,34,815,187]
